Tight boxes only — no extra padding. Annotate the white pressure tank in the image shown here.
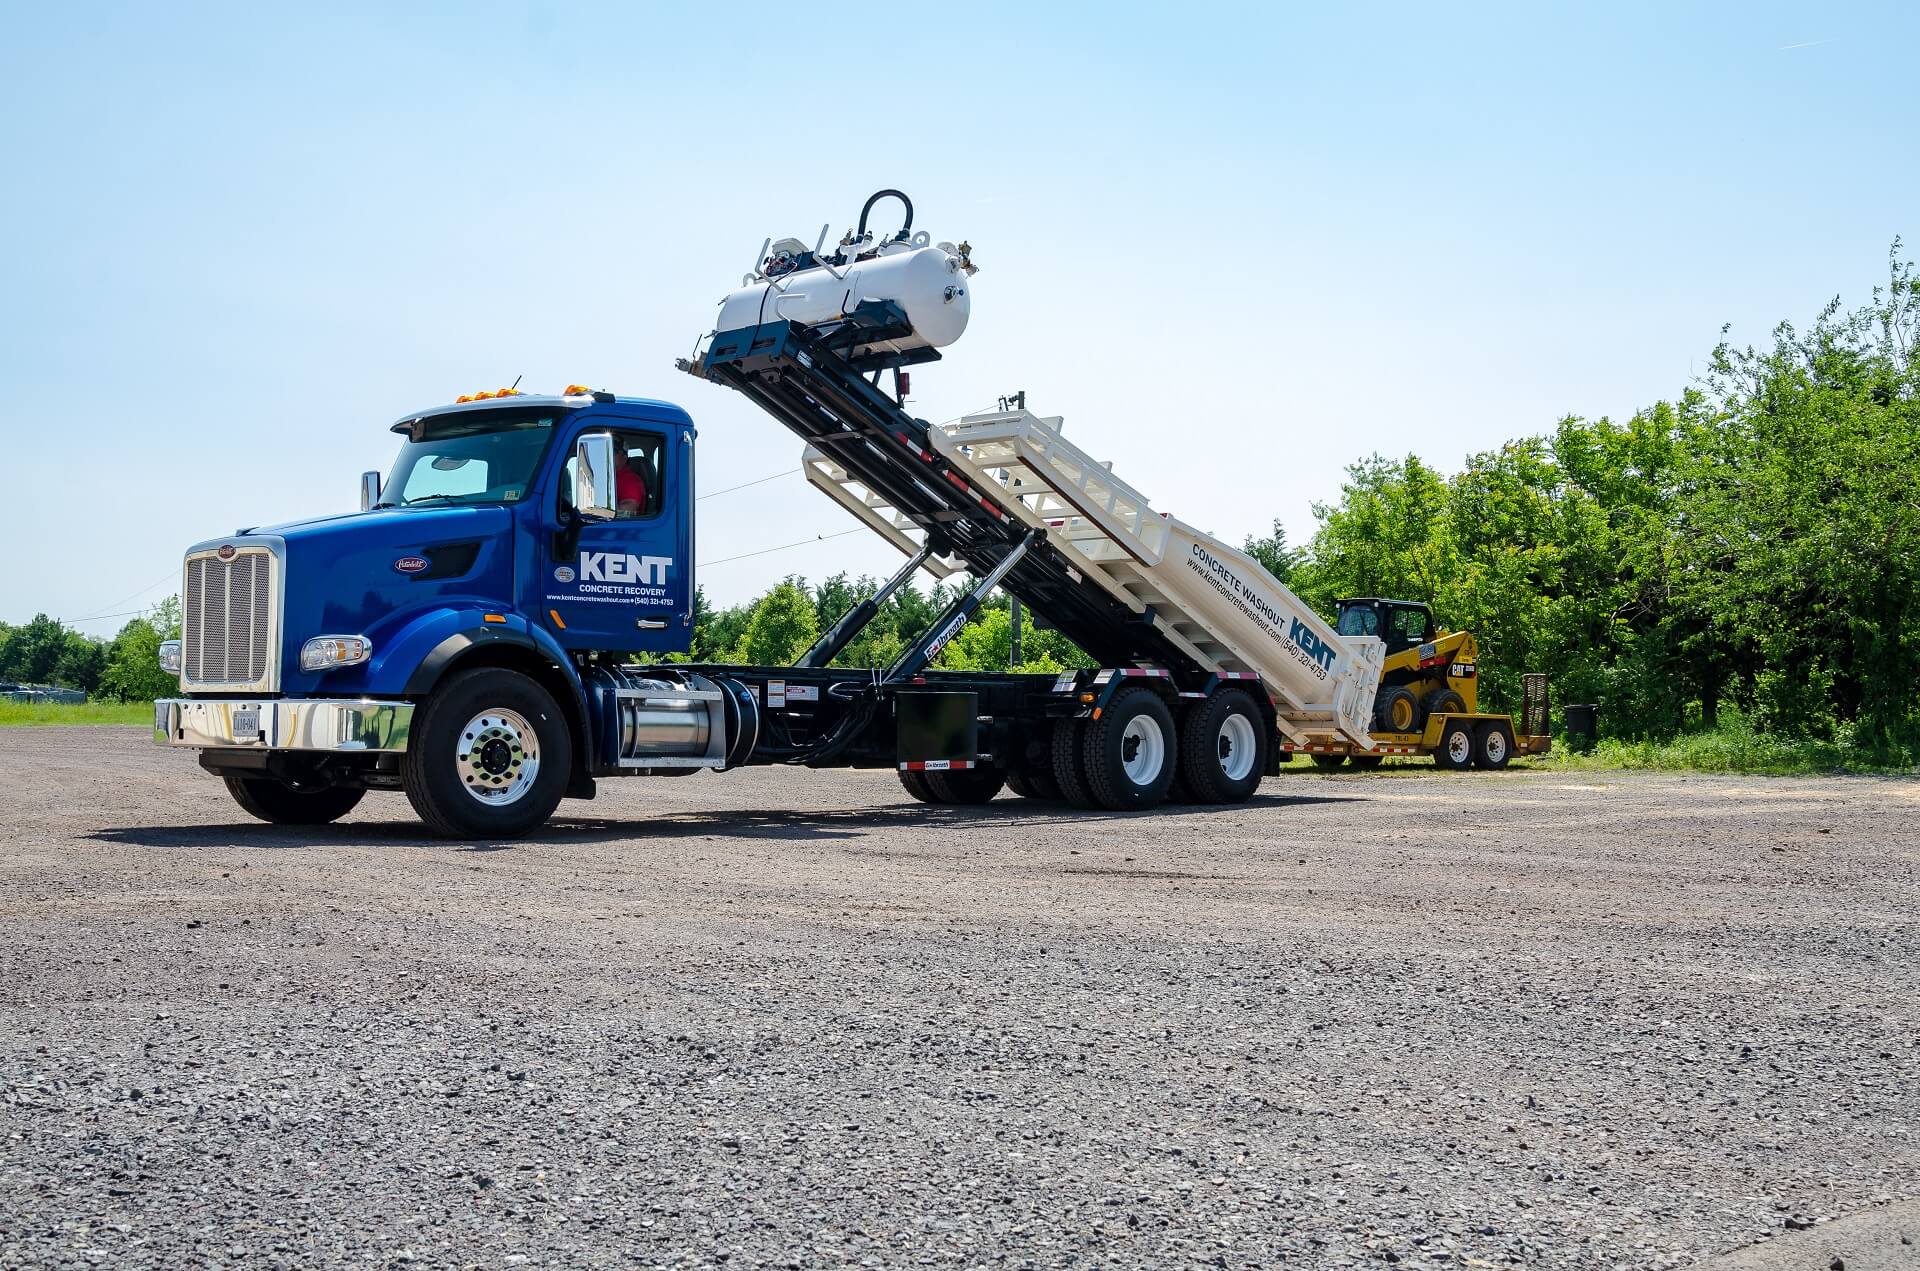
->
[712,191,973,358]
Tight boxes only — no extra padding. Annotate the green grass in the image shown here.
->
[1283,716,1919,777]
[0,700,154,727]
[1538,732,1914,776]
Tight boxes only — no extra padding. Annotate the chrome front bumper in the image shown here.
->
[154,698,414,752]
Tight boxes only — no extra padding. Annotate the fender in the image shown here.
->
[385,610,595,770]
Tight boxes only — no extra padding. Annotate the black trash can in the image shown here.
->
[1563,703,1599,753]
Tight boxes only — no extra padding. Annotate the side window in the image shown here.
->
[559,428,666,520]
[1393,607,1428,643]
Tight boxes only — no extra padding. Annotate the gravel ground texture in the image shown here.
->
[2,727,1917,1270]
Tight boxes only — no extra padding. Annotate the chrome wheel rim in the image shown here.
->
[1216,713,1257,782]
[456,708,539,806]
[1120,715,1166,786]
[1447,730,1472,765]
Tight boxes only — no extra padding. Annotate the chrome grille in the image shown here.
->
[182,546,279,691]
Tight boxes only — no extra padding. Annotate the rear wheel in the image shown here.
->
[1424,688,1466,719]
[1374,687,1419,734]
[1051,719,1099,809]
[1082,687,1177,811]
[223,776,364,826]
[402,668,572,839]
[1474,720,1514,770]
[1178,690,1266,803]
[1310,754,1347,770]
[1434,718,1475,772]
[926,767,1006,804]
[1005,764,1062,801]
[897,770,940,803]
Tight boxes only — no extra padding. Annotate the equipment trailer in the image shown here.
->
[1283,599,1552,771]
[151,191,1452,839]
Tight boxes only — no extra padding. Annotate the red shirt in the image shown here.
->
[616,467,647,510]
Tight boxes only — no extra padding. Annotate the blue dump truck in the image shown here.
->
[154,192,1402,838]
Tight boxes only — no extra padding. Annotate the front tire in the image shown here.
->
[223,775,364,826]
[1082,687,1177,811]
[402,668,572,839]
[1179,690,1266,803]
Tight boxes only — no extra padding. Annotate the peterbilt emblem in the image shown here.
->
[394,555,430,574]
[216,544,237,561]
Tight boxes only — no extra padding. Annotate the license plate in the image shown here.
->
[231,706,260,743]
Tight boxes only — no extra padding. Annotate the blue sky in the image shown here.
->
[3,1,1914,633]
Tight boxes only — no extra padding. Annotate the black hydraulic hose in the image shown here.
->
[857,189,913,243]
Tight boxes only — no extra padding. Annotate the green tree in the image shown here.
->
[100,614,180,702]
[737,578,819,665]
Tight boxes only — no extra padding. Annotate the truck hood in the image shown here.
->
[245,504,510,543]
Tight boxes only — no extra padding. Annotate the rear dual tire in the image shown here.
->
[897,767,1006,804]
[1177,689,1265,804]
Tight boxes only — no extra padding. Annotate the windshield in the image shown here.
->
[381,410,559,508]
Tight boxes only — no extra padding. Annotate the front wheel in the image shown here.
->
[223,775,364,825]
[402,668,573,839]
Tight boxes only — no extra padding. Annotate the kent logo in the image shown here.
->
[579,551,673,584]
[1289,617,1337,671]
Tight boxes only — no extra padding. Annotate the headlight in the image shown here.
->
[157,640,182,675]
[300,635,372,673]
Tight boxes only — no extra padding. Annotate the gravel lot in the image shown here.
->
[3,727,1917,1270]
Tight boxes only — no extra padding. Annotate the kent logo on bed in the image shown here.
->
[1289,617,1337,671]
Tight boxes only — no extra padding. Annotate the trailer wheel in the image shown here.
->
[1178,689,1266,803]
[1082,687,1177,811]
[926,767,1006,804]
[897,770,940,803]
[1473,720,1515,770]
[222,776,364,826]
[401,668,572,839]
[1434,718,1475,772]
[1310,754,1347,770]
[1050,719,1099,809]
[1374,687,1419,734]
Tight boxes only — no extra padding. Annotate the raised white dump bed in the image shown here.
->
[806,408,1384,747]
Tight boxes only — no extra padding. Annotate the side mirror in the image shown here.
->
[573,432,617,521]
[359,471,383,511]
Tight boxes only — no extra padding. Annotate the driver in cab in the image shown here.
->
[614,447,648,517]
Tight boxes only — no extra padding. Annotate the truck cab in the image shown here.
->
[154,390,705,835]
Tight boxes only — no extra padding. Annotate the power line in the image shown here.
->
[697,468,800,501]
[701,527,863,568]
[65,573,178,625]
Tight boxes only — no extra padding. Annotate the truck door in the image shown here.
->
[540,420,693,655]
